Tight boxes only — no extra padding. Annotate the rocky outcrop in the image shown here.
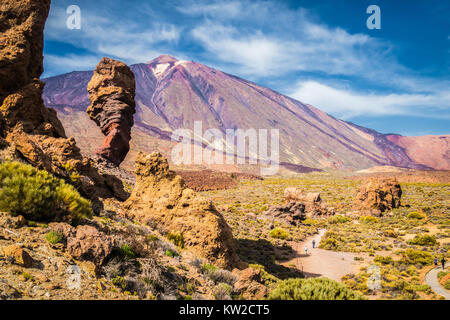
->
[0,0,127,202]
[232,267,268,300]
[284,188,335,218]
[123,152,239,269]
[263,188,335,225]
[87,58,136,166]
[0,244,33,268]
[262,202,306,226]
[0,0,50,102]
[50,223,113,266]
[353,178,402,215]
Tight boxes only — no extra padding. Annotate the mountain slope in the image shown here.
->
[42,55,433,172]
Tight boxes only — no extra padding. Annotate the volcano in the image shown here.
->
[42,55,448,172]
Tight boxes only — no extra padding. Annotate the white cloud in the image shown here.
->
[290,81,450,119]
[44,5,181,68]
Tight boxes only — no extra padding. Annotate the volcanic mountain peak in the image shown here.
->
[42,55,447,172]
[147,54,190,79]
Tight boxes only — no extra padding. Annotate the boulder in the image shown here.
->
[262,201,306,226]
[233,267,268,300]
[66,225,113,266]
[0,244,33,267]
[354,178,402,214]
[123,152,239,269]
[285,188,333,218]
[87,57,136,166]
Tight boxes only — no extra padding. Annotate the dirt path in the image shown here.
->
[425,268,450,300]
[283,229,364,282]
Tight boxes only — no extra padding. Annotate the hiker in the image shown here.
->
[442,257,446,270]
[304,246,308,256]
[312,239,316,249]
[434,257,438,268]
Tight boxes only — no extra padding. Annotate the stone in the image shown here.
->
[354,178,402,214]
[233,267,268,300]
[123,152,239,269]
[0,281,21,300]
[1,244,33,267]
[283,187,334,218]
[66,225,113,266]
[262,201,306,226]
[87,57,136,166]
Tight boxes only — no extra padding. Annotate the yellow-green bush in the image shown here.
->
[359,216,379,224]
[269,228,290,240]
[407,235,438,246]
[269,277,365,300]
[167,232,184,248]
[401,249,433,266]
[45,231,63,244]
[407,212,425,220]
[0,161,92,222]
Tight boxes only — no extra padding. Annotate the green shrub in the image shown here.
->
[408,235,438,246]
[401,249,433,266]
[359,216,379,224]
[383,230,398,238]
[0,161,92,222]
[269,277,365,300]
[165,249,178,257]
[374,255,394,265]
[111,276,127,290]
[329,215,351,224]
[407,212,425,220]
[119,244,136,259]
[45,231,63,244]
[201,263,218,274]
[167,232,184,248]
[444,280,450,290]
[269,228,290,240]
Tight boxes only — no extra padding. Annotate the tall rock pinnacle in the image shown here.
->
[87,57,136,166]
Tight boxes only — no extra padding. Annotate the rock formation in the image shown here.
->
[353,178,402,215]
[50,223,113,266]
[263,188,334,225]
[0,0,127,202]
[87,57,136,166]
[284,187,335,217]
[232,267,268,300]
[262,202,307,226]
[123,152,239,269]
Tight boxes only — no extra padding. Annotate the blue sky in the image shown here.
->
[43,0,450,136]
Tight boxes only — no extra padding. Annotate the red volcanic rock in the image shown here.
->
[353,178,402,215]
[386,135,450,170]
[0,0,50,103]
[87,58,136,166]
[66,225,113,266]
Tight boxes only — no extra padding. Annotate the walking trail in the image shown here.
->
[425,267,450,300]
[283,229,365,282]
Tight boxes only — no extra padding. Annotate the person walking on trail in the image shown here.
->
[304,246,308,256]
[434,257,438,268]
[442,257,446,270]
[312,239,316,249]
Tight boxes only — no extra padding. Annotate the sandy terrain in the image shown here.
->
[282,229,365,282]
